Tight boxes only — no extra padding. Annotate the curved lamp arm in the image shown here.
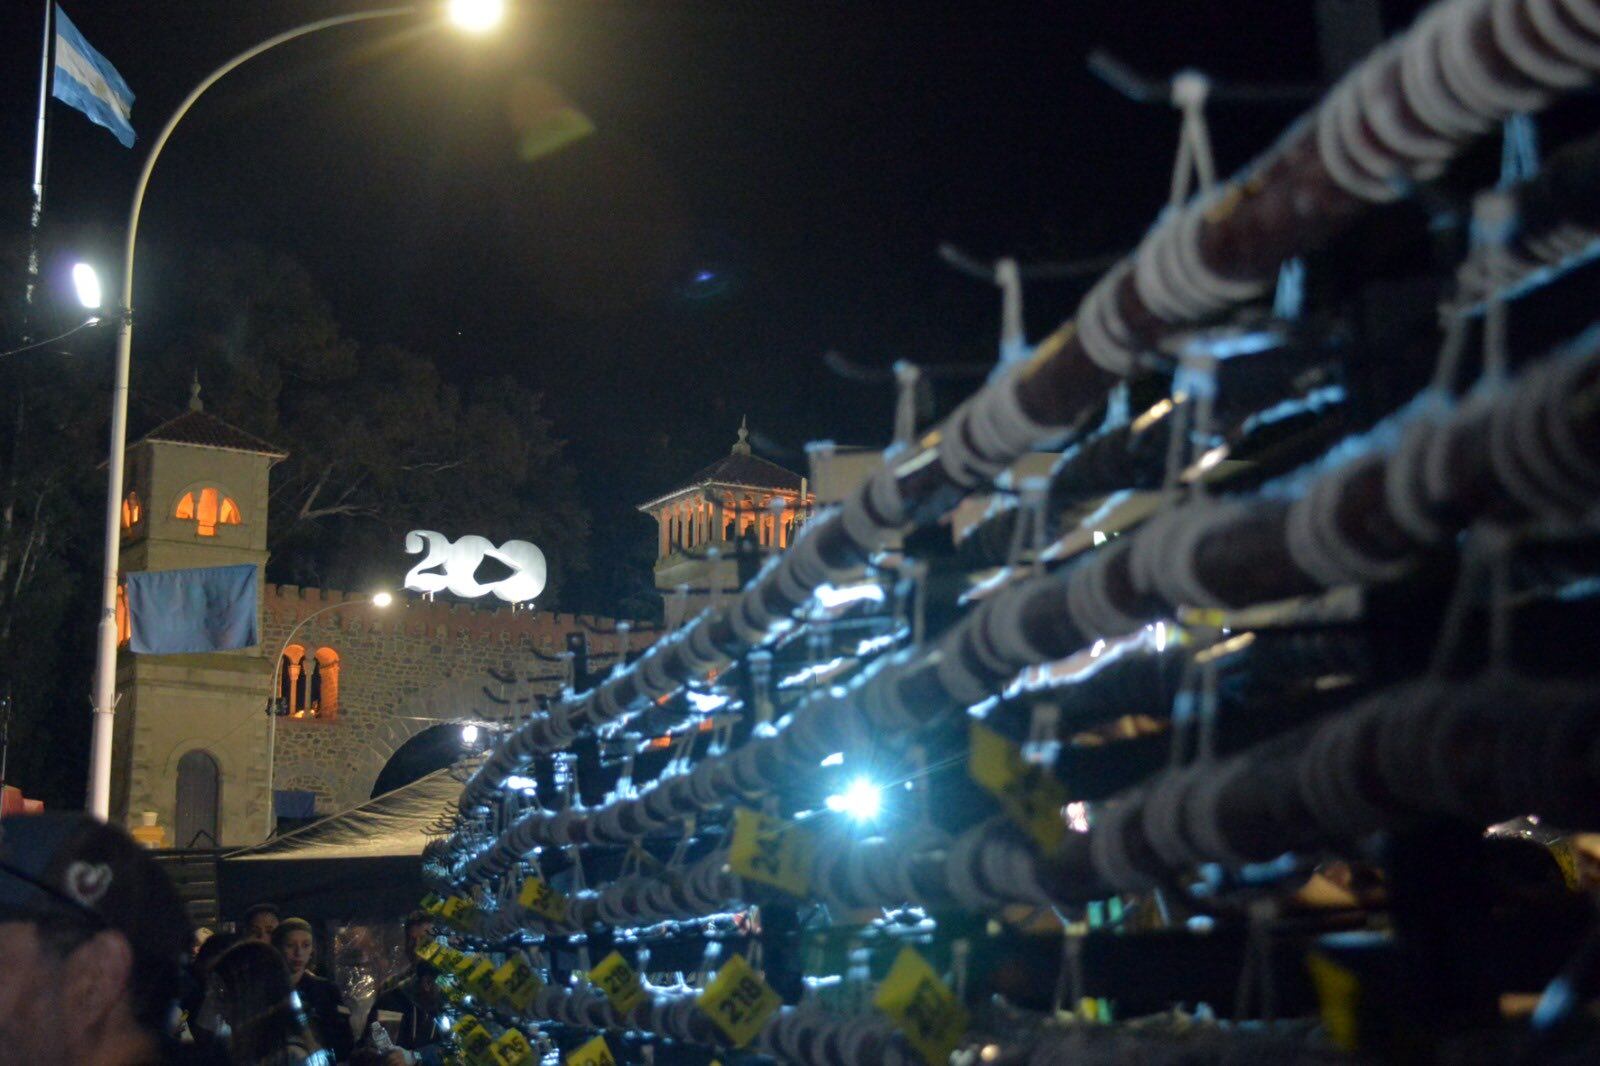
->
[266,598,380,714]
[88,6,421,820]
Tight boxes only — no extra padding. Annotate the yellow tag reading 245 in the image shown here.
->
[465,956,499,998]
[489,1027,535,1066]
[589,950,646,1014]
[440,895,478,928]
[727,808,813,896]
[517,874,569,923]
[873,945,968,1066]
[968,721,1068,851]
[700,952,781,1048]
[453,1014,494,1061]
[565,1034,617,1066]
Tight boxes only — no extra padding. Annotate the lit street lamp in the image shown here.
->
[86,2,505,821]
[71,262,102,322]
[0,261,105,361]
[264,591,392,837]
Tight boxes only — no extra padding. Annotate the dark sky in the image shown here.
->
[2,0,1380,599]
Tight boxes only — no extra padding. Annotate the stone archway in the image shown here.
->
[371,724,471,798]
[330,676,509,810]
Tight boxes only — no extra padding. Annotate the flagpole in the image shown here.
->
[85,5,419,823]
[27,0,52,312]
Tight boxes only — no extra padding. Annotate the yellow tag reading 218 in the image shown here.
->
[700,952,781,1048]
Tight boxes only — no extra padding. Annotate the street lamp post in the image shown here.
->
[86,1,505,820]
[264,591,391,837]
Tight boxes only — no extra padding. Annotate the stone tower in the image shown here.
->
[637,418,814,627]
[113,380,287,847]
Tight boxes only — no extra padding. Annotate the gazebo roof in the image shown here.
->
[638,418,806,512]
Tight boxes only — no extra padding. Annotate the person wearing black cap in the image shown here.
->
[0,811,195,1065]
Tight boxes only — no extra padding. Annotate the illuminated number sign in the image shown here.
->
[404,530,547,602]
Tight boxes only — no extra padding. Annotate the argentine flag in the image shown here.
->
[52,5,135,148]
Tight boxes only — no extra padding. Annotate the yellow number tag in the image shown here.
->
[700,953,781,1048]
[873,946,967,1066]
[416,938,443,963]
[589,950,646,1014]
[565,1034,617,1066]
[453,1014,494,1061]
[435,947,462,974]
[727,808,813,896]
[492,956,542,1013]
[1307,952,1361,1052]
[421,892,443,912]
[969,721,1067,851]
[450,950,482,980]
[517,874,569,923]
[489,1028,535,1066]
[465,957,499,998]
[440,895,478,929]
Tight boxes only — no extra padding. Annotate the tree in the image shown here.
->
[139,245,590,600]
[0,201,106,807]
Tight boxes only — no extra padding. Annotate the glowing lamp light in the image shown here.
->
[686,690,728,713]
[371,591,394,608]
[72,262,102,311]
[825,778,881,822]
[461,724,480,745]
[448,0,505,33]
[813,583,886,610]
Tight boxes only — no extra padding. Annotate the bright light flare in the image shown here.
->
[448,0,505,33]
[825,778,881,821]
[814,583,886,610]
[371,591,394,608]
[461,724,480,745]
[72,262,102,310]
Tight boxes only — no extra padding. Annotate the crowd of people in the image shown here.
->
[0,812,446,1065]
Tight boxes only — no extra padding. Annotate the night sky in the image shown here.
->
[2,1,1372,603]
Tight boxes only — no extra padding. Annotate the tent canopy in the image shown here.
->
[218,767,463,920]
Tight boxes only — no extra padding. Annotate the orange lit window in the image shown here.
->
[313,647,340,720]
[116,584,130,646]
[175,487,242,537]
[120,490,142,532]
[279,645,340,720]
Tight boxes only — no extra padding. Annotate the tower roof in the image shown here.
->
[135,380,287,458]
[637,419,806,511]
[137,409,288,458]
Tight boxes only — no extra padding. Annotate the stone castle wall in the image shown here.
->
[263,585,656,813]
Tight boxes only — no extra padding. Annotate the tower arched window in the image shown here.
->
[174,486,242,537]
[279,644,341,720]
[120,490,142,533]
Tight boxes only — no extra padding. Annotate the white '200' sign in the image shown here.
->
[404,530,547,603]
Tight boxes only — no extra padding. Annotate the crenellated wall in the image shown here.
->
[263,585,657,814]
